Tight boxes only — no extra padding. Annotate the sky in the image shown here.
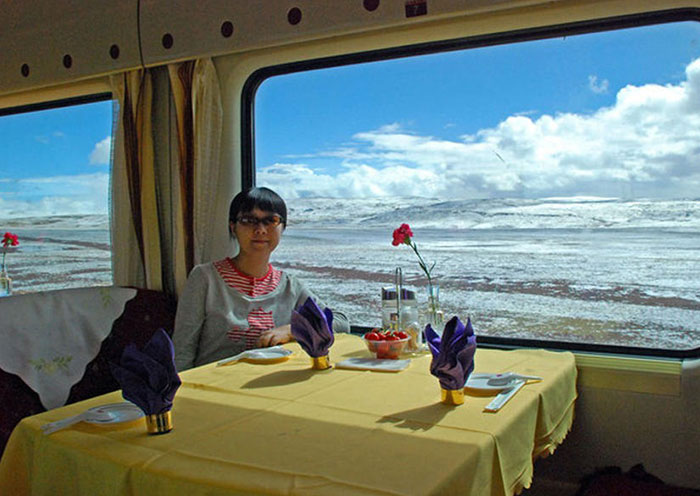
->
[1,21,700,219]
[0,100,112,218]
[256,21,700,200]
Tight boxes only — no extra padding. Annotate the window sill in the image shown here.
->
[574,353,682,396]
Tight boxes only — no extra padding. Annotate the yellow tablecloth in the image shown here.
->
[0,334,577,496]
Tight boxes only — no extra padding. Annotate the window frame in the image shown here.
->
[241,8,700,359]
[0,92,111,117]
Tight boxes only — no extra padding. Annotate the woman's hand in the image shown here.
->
[257,324,293,347]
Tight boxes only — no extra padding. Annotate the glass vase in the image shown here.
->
[0,266,12,297]
[424,283,444,330]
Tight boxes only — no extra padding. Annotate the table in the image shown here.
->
[0,334,577,496]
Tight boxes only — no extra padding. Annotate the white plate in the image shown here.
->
[336,358,410,372]
[84,402,145,424]
[465,373,514,392]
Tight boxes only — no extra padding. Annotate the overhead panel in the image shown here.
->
[139,0,559,66]
[0,0,140,98]
[138,0,428,66]
[8,0,694,98]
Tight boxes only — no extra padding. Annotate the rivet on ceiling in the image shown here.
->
[287,7,302,26]
[162,33,174,49]
[221,21,234,38]
[364,0,380,12]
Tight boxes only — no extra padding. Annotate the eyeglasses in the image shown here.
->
[236,214,284,228]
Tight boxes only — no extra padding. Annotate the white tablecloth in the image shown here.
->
[0,286,136,409]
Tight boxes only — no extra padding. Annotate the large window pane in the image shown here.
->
[0,98,113,293]
[254,21,700,351]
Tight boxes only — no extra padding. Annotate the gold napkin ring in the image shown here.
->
[441,388,465,405]
[146,410,173,434]
[311,355,331,370]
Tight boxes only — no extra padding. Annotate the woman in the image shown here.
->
[173,187,349,371]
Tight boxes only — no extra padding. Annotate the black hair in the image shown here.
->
[228,187,287,227]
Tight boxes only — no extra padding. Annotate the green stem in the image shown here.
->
[408,241,432,286]
[408,240,438,324]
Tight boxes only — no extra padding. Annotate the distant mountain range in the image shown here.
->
[1,197,697,231]
[0,214,108,230]
[286,197,700,230]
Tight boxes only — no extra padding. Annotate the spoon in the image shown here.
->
[41,409,115,435]
[216,350,253,366]
[486,372,543,386]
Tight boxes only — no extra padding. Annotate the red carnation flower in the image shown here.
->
[1,231,20,271]
[2,232,19,248]
[392,223,414,246]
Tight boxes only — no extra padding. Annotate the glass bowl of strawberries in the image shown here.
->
[362,329,410,359]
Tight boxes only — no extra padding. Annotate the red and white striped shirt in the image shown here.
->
[214,258,282,347]
[214,258,282,296]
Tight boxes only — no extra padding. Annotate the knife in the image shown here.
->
[484,380,526,412]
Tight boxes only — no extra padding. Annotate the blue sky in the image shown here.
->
[1,21,700,219]
[256,21,700,200]
[0,100,112,218]
[257,21,700,153]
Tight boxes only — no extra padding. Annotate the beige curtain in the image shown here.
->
[168,61,196,296]
[111,59,222,295]
[191,60,224,269]
[168,58,223,295]
[110,70,163,291]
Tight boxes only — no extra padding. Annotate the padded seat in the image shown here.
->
[577,465,700,496]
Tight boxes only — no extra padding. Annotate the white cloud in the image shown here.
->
[89,136,111,165]
[261,58,700,200]
[588,75,609,94]
[0,173,109,218]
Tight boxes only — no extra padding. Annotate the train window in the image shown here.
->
[251,19,700,354]
[0,96,114,294]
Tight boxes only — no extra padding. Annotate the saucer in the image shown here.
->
[84,402,144,425]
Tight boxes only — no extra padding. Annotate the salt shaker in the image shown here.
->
[399,289,423,352]
[381,287,399,330]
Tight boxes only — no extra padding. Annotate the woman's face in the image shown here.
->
[230,207,284,260]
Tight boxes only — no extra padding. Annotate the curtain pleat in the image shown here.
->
[192,59,223,267]
[168,62,196,280]
[111,70,163,291]
[110,75,143,288]
[121,79,144,257]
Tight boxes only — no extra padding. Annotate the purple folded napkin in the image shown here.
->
[425,316,477,391]
[110,329,181,415]
[290,297,334,358]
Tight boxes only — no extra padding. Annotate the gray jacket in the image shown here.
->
[173,262,349,371]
